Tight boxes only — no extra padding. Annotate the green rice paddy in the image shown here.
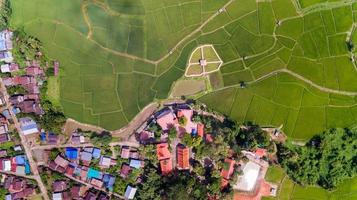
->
[9,0,357,144]
[264,166,357,200]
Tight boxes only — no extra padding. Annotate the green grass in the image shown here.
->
[47,77,61,107]
[10,0,357,138]
[265,166,285,184]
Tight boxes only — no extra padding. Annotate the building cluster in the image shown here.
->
[137,105,210,175]
[2,60,45,116]
[0,30,13,63]
[0,155,31,175]
[48,147,116,193]
[1,175,36,200]
[51,180,110,200]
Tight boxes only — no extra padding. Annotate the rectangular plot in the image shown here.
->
[230,89,253,121]
[60,77,83,102]
[208,71,224,90]
[214,42,239,62]
[321,9,336,35]
[222,69,254,86]
[99,111,128,131]
[61,100,84,122]
[199,88,236,115]
[310,27,330,58]
[335,56,357,91]
[326,106,356,129]
[127,26,144,57]
[226,0,256,19]
[321,57,340,90]
[252,58,285,79]
[287,56,325,86]
[328,34,348,56]
[133,60,156,75]
[292,185,329,200]
[276,17,303,40]
[304,12,323,32]
[332,5,353,32]
[258,2,275,34]
[154,67,184,98]
[273,82,303,108]
[252,96,276,126]
[250,75,278,100]
[83,109,99,126]
[202,12,231,33]
[221,60,245,74]
[272,0,297,19]
[301,89,329,107]
[181,2,201,27]
[293,107,326,140]
[165,6,185,33]
[270,106,290,128]
[283,109,299,138]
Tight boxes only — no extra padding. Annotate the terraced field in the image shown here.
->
[263,166,357,200]
[9,0,357,142]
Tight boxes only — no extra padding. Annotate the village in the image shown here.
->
[0,28,283,200]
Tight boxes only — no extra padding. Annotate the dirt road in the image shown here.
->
[0,78,49,200]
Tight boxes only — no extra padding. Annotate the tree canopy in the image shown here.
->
[277,128,357,189]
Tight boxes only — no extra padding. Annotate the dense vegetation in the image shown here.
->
[278,128,357,189]
[0,0,11,30]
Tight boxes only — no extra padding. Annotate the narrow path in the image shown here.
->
[220,68,357,96]
[31,141,139,150]
[0,78,49,200]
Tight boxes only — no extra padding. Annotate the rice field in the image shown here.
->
[264,166,357,200]
[9,0,357,141]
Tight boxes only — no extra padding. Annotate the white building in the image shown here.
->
[234,161,261,191]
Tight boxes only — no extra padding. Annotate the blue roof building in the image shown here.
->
[103,174,115,191]
[15,155,26,165]
[87,168,102,179]
[40,132,46,141]
[92,148,101,159]
[65,148,78,160]
[129,159,142,169]
[25,161,31,174]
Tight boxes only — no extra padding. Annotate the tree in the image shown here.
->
[277,128,357,189]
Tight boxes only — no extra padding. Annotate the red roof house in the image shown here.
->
[26,66,44,76]
[156,143,171,160]
[221,158,235,180]
[176,144,190,170]
[159,158,173,175]
[255,148,267,158]
[197,123,204,137]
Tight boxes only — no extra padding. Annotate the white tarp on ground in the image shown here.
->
[235,161,261,191]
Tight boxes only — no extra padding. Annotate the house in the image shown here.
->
[159,158,173,175]
[124,186,137,200]
[54,61,59,76]
[53,180,67,192]
[15,166,25,175]
[197,123,204,137]
[25,66,44,76]
[176,109,197,135]
[156,109,178,131]
[19,117,39,135]
[129,159,142,169]
[176,144,190,170]
[0,51,13,62]
[120,163,132,179]
[9,95,24,104]
[102,174,115,191]
[255,148,267,159]
[91,178,104,188]
[14,145,22,151]
[121,147,130,159]
[48,133,58,144]
[17,100,43,115]
[0,123,8,134]
[0,149,7,157]
[1,63,18,73]
[54,155,69,169]
[129,151,139,159]
[138,130,155,144]
[2,159,11,171]
[156,143,173,175]
[156,143,171,160]
[80,151,92,166]
[92,148,101,159]
[99,156,111,168]
[65,148,78,160]
[0,30,13,51]
[84,191,97,200]
[234,161,261,192]
[221,158,235,180]
[70,185,80,199]
[53,192,63,200]
[0,132,9,143]
[65,165,75,176]
[87,168,102,180]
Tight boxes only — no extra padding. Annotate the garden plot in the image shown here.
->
[185,45,223,77]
